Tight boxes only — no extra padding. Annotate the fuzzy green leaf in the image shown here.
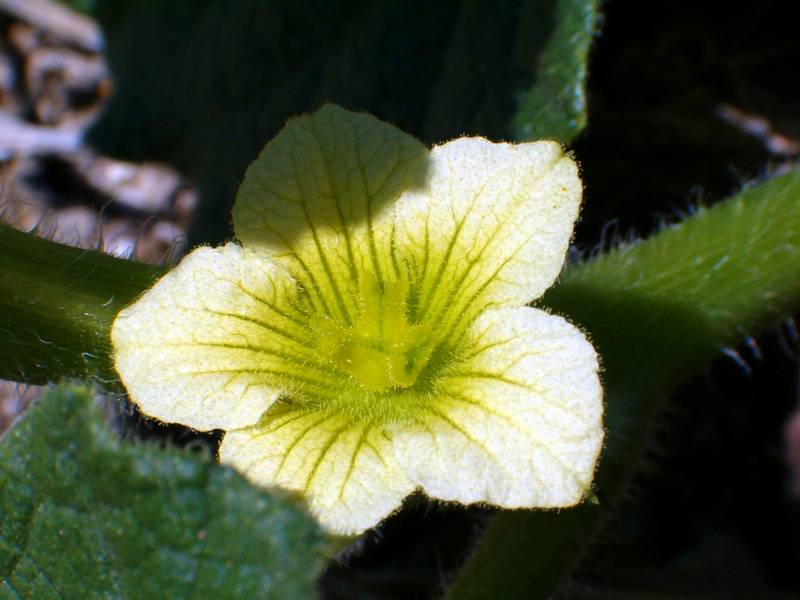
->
[445,171,800,599]
[510,0,600,142]
[0,383,332,599]
[425,0,600,144]
[0,223,163,386]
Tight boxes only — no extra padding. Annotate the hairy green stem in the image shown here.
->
[444,170,800,599]
[0,223,163,385]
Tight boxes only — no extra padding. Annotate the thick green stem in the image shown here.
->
[444,170,800,599]
[0,223,163,385]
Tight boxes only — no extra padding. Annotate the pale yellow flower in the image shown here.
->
[111,105,603,535]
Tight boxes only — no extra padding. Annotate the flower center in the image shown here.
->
[315,278,434,393]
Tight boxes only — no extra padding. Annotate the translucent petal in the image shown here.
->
[391,306,603,507]
[220,406,415,535]
[392,138,582,340]
[111,243,332,431]
[233,104,428,325]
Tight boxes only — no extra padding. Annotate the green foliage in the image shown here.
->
[444,170,800,599]
[0,224,163,386]
[510,0,600,142]
[87,0,598,245]
[426,0,600,143]
[0,384,332,600]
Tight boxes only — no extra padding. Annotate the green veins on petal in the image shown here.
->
[111,104,604,535]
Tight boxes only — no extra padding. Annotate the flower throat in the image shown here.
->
[314,277,434,393]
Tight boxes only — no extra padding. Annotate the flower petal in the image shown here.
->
[233,104,428,325]
[111,243,329,431]
[391,306,603,507]
[219,406,415,535]
[393,138,581,339]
